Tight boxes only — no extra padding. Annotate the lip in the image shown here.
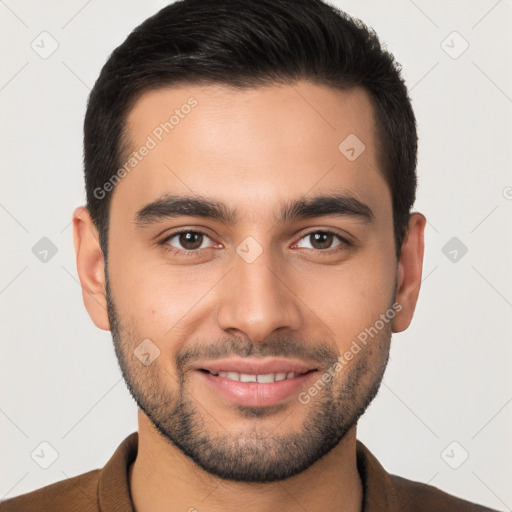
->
[194,358,319,407]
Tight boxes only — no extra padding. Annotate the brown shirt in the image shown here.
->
[0,432,499,511]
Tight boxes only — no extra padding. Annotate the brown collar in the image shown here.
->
[96,432,398,511]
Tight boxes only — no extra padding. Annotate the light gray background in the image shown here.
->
[1,0,511,509]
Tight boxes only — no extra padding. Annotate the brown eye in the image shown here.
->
[164,230,212,251]
[309,232,334,250]
[179,232,203,250]
[296,231,346,251]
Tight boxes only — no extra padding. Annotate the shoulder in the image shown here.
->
[390,473,500,512]
[0,469,100,512]
[356,440,500,512]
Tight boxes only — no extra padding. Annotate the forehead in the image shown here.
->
[111,81,388,224]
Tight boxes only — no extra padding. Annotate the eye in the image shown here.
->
[159,228,350,257]
[161,230,215,253]
[295,230,349,252]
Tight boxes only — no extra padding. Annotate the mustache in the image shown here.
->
[175,335,339,370]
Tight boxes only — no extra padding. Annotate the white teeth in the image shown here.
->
[214,371,299,383]
[256,373,275,383]
[240,373,257,383]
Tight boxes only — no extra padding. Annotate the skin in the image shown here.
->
[73,81,425,512]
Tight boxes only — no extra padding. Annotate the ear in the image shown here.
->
[392,212,426,333]
[72,206,110,331]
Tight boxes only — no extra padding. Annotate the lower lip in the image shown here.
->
[196,370,317,407]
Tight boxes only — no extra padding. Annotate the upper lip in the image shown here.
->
[196,358,318,375]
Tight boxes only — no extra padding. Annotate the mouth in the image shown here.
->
[198,368,314,383]
[194,358,319,407]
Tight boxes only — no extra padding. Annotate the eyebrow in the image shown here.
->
[134,193,374,228]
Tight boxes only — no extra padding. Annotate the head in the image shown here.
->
[74,0,425,483]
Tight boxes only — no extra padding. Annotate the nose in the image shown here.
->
[216,245,303,343]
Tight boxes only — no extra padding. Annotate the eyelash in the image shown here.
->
[158,229,351,257]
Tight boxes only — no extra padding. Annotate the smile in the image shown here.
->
[203,370,309,383]
[195,360,319,407]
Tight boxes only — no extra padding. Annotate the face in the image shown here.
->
[75,81,424,482]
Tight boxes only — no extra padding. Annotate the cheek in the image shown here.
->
[298,252,396,346]
[108,251,222,340]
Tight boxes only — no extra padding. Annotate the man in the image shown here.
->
[0,0,500,510]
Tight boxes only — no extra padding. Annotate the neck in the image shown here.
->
[129,410,363,512]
